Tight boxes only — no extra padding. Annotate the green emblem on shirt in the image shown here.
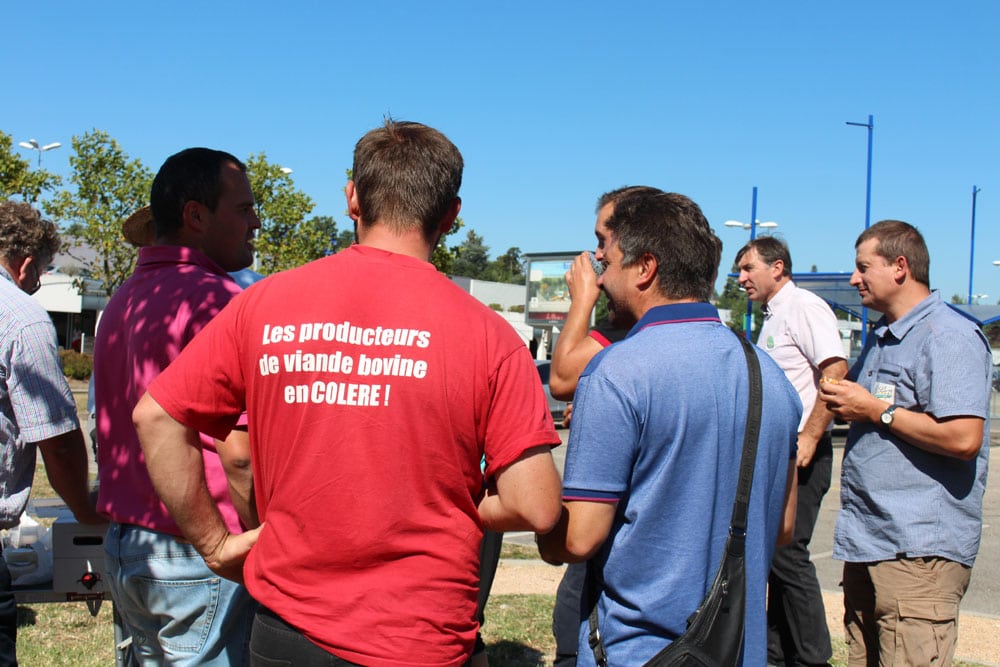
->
[766,335,775,349]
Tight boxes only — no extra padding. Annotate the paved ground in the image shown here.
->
[500,426,1000,666]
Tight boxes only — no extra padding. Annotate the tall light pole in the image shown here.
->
[846,114,874,345]
[968,185,982,304]
[18,138,61,168]
[725,186,779,340]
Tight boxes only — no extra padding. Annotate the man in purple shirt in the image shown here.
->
[94,149,260,665]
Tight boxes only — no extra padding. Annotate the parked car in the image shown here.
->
[535,360,568,423]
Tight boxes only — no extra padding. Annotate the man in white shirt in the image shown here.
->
[737,236,848,667]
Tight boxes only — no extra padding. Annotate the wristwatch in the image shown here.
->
[879,405,898,428]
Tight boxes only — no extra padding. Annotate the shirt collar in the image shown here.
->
[136,245,232,278]
[762,279,794,318]
[0,265,15,287]
[626,302,721,339]
[874,290,940,341]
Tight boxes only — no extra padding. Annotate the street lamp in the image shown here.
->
[724,220,779,232]
[971,293,989,305]
[725,186,780,340]
[18,138,62,168]
[968,186,982,304]
[846,114,874,344]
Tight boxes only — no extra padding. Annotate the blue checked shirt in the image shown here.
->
[0,268,80,527]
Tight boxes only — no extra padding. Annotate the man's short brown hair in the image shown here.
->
[734,236,792,276]
[352,119,463,239]
[856,220,930,286]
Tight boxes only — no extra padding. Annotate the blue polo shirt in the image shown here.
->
[564,302,801,666]
[835,292,991,566]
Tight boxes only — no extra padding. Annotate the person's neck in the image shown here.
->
[357,224,435,262]
[763,276,791,306]
[636,295,700,320]
[884,285,932,323]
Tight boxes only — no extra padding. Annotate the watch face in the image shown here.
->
[881,408,894,425]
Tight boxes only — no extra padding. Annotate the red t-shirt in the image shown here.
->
[149,245,559,666]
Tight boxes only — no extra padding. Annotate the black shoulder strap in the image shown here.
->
[588,333,763,665]
[730,335,763,539]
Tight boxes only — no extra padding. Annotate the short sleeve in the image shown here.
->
[482,345,561,479]
[9,321,79,442]
[922,327,991,420]
[562,359,636,501]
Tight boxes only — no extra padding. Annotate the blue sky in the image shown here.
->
[4,1,998,301]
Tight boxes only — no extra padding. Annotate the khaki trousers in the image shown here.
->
[843,557,971,667]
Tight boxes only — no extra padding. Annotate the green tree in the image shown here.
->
[0,131,61,203]
[245,153,318,274]
[950,293,966,305]
[714,265,762,338]
[451,229,490,278]
[47,130,153,296]
[483,246,525,284]
[430,216,464,273]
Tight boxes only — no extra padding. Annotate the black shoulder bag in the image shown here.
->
[589,335,763,667]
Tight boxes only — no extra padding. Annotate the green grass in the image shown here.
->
[501,542,542,560]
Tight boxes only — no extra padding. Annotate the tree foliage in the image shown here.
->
[0,131,61,203]
[714,264,761,339]
[451,229,491,279]
[46,130,152,296]
[482,246,525,284]
[245,152,322,274]
[430,216,464,273]
[448,231,526,285]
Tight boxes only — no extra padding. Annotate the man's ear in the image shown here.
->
[635,252,658,290]
[14,255,35,289]
[438,197,461,237]
[893,255,909,283]
[771,259,785,280]
[345,181,361,223]
[182,200,206,234]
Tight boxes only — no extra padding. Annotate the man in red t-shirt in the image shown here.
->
[135,120,563,667]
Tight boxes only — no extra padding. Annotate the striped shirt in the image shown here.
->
[0,268,80,527]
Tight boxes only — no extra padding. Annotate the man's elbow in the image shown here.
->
[564,533,603,562]
[941,419,985,461]
[132,393,173,449]
[951,438,983,461]
[548,375,575,401]
[522,498,563,535]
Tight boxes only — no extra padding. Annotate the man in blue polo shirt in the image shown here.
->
[537,190,801,666]
[820,220,991,667]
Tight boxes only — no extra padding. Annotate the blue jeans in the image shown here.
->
[104,522,256,666]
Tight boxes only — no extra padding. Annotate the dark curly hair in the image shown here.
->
[0,200,61,263]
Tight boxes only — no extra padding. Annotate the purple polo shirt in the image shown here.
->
[94,245,244,535]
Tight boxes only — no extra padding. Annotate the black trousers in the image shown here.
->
[0,549,15,667]
[766,434,833,666]
[250,608,361,667]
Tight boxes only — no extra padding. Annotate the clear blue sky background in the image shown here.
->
[4,1,998,301]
